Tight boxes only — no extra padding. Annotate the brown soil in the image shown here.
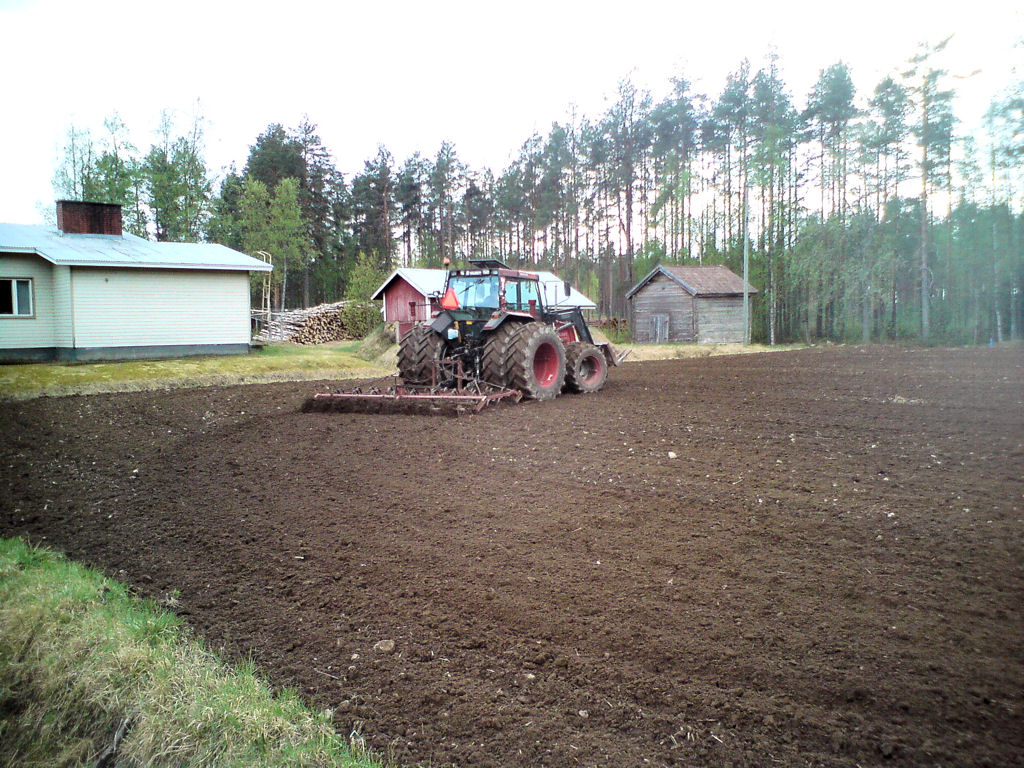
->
[3,346,1023,768]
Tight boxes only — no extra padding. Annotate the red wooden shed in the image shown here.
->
[370,268,447,339]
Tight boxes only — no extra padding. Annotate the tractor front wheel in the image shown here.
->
[507,322,566,400]
[564,342,608,393]
[397,324,445,385]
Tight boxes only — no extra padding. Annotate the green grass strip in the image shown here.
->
[0,342,390,401]
[0,537,379,768]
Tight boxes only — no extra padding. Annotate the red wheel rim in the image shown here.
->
[581,354,605,385]
[533,341,560,386]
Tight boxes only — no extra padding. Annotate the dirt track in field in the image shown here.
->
[3,346,1023,767]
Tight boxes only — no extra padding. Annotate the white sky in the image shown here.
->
[0,0,1020,224]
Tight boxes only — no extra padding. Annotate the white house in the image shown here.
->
[0,201,272,362]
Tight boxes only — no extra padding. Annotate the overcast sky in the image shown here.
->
[0,0,1020,225]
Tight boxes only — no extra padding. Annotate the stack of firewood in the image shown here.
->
[254,301,348,344]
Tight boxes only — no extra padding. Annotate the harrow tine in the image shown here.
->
[301,375,521,416]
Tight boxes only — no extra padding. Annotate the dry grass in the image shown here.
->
[584,327,800,362]
[0,537,378,768]
[617,341,803,361]
[0,343,389,401]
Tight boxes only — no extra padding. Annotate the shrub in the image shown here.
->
[355,325,395,361]
[340,301,382,339]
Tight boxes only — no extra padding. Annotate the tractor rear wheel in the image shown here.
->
[397,324,445,385]
[507,322,566,400]
[564,342,608,393]
[481,321,524,387]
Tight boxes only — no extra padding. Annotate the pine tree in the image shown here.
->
[429,142,466,266]
[351,147,396,271]
[650,77,700,260]
[395,154,429,267]
[902,38,955,341]
[207,167,245,251]
[603,78,653,313]
[750,56,796,344]
[244,124,305,191]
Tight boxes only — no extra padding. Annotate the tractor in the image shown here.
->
[302,259,619,414]
[397,259,617,400]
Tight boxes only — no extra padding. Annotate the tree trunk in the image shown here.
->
[1011,273,1020,340]
[862,282,871,343]
[624,169,634,297]
[280,261,288,312]
[920,143,930,342]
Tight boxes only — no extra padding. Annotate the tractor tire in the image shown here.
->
[507,322,566,400]
[564,342,609,394]
[397,324,445,385]
[481,321,525,387]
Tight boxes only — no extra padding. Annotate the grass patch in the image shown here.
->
[0,343,391,401]
[354,327,397,362]
[0,537,378,768]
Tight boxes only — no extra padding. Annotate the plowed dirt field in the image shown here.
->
[3,346,1023,767]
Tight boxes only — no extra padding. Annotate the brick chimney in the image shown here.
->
[56,200,123,236]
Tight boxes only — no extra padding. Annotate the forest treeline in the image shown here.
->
[54,43,1023,345]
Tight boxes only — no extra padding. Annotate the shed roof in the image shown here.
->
[0,223,272,272]
[371,268,446,300]
[371,267,597,309]
[626,264,757,299]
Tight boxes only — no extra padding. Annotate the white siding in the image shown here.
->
[0,253,58,349]
[52,265,74,346]
[71,268,251,348]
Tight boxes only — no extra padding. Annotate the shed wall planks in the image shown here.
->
[695,296,745,343]
[384,279,430,324]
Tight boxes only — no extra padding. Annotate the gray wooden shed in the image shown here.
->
[626,265,757,344]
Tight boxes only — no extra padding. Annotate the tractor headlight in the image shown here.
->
[447,327,459,339]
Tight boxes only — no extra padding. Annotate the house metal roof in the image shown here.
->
[0,223,273,272]
[536,272,597,309]
[371,267,597,309]
[626,264,757,299]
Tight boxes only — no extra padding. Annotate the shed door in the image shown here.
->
[651,314,669,344]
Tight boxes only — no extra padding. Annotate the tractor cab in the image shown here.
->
[440,259,544,319]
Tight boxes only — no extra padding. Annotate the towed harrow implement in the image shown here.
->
[301,361,522,416]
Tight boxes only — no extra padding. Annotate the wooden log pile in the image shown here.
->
[254,301,349,344]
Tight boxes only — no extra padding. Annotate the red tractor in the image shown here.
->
[303,260,620,414]
[397,259,618,400]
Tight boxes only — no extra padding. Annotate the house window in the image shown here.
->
[0,278,33,317]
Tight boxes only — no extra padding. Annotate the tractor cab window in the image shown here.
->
[504,278,541,312]
[448,275,499,309]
